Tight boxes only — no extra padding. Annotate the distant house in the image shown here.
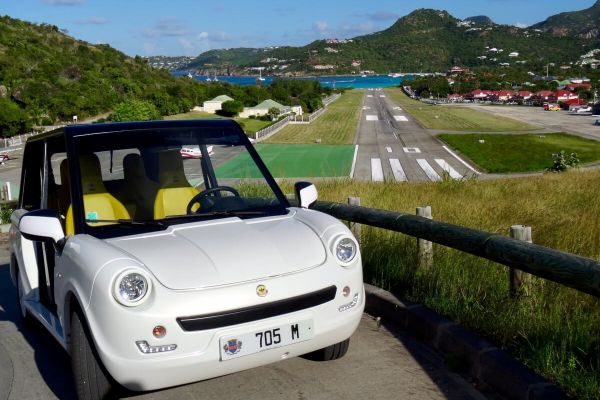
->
[494,90,516,101]
[535,90,555,101]
[555,90,578,102]
[565,83,592,91]
[447,93,463,102]
[509,52,519,57]
[448,66,465,76]
[238,99,293,119]
[516,91,533,100]
[470,89,493,100]
[201,95,235,114]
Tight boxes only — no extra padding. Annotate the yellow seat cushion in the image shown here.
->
[154,187,199,219]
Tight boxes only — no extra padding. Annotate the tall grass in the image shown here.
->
[283,170,600,399]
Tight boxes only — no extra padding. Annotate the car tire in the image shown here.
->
[70,308,117,400]
[301,338,350,361]
[15,263,37,328]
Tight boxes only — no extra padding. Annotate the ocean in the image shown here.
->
[173,72,411,89]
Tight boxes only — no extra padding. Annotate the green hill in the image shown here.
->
[0,15,205,135]
[185,8,600,74]
[530,0,600,39]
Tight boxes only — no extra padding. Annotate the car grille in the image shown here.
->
[176,285,337,331]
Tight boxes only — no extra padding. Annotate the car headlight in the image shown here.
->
[331,236,358,266]
[113,270,152,306]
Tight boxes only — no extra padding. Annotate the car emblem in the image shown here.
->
[223,339,242,355]
[256,284,268,297]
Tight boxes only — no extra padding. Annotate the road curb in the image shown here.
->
[0,341,13,400]
[364,283,568,400]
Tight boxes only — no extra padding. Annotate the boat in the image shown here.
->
[187,72,193,79]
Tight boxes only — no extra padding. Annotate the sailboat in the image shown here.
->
[257,68,266,82]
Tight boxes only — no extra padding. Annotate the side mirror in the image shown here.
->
[19,209,65,245]
[294,181,318,209]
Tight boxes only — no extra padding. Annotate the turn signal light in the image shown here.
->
[153,325,166,338]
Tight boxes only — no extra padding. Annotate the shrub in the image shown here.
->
[546,150,580,172]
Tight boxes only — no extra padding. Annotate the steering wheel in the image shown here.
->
[186,186,241,214]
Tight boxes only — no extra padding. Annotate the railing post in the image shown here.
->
[416,206,433,270]
[348,197,361,243]
[509,225,532,297]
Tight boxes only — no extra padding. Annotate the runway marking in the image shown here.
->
[362,106,371,110]
[403,147,421,153]
[371,158,384,182]
[394,116,408,122]
[417,159,441,181]
[442,145,481,175]
[366,115,378,121]
[380,95,386,98]
[367,95,373,98]
[389,159,407,182]
[350,145,359,178]
[386,147,392,153]
[435,159,462,180]
[393,106,402,111]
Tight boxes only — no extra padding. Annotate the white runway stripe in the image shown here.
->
[366,115,378,121]
[367,95,373,98]
[394,116,408,122]
[417,159,441,181]
[371,158,384,181]
[389,159,407,182]
[386,147,392,153]
[435,159,462,179]
[442,145,480,175]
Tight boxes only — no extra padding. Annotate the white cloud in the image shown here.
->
[514,22,528,28]
[75,17,108,25]
[43,0,83,5]
[312,21,329,35]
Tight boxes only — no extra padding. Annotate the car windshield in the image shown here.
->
[70,123,288,237]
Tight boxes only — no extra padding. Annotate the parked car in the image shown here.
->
[10,120,364,399]
[548,104,561,111]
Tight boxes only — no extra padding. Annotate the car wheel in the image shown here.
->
[15,263,37,328]
[71,308,117,400]
[301,338,350,361]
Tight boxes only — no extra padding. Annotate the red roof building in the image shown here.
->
[555,90,578,101]
[536,90,554,100]
[517,91,533,99]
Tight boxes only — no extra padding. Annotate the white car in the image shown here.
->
[9,120,363,399]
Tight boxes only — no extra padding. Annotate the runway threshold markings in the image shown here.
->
[403,147,421,153]
[394,116,408,122]
[366,115,379,121]
[389,159,407,182]
[435,159,462,180]
[367,95,374,98]
[416,159,441,182]
[386,147,392,153]
[371,158,384,182]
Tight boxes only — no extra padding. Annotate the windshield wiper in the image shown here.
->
[85,219,166,227]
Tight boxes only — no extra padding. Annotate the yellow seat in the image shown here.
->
[65,154,130,235]
[153,149,199,219]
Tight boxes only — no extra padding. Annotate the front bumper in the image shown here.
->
[85,269,364,391]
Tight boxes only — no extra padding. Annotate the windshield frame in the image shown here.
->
[64,120,290,239]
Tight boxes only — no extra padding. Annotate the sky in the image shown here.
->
[1,0,597,57]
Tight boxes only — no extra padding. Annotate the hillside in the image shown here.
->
[531,0,600,39]
[0,15,205,134]
[184,8,600,74]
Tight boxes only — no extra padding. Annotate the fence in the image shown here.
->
[0,182,13,201]
[253,116,291,142]
[310,199,600,298]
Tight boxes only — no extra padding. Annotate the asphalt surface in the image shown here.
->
[353,89,478,182]
[0,252,492,400]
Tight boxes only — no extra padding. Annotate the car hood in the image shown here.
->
[107,214,327,290]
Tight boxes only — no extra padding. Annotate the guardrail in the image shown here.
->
[253,116,291,142]
[310,200,600,298]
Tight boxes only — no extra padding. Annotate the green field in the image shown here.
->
[216,144,355,178]
[164,111,273,134]
[384,88,538,131]
[439,133,600,173]
[265,90,363,144]
[282,170,600,399]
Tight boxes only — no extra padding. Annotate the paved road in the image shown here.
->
[354,89,479,182]
[0,244,493,399]
[459,104,600,141]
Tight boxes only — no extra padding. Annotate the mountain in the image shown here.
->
[0,15,203,131]
[530,0,600,39]
[184,8,599,74]
[465,16,494,25]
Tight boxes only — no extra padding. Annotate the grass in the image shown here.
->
[384,88,538,131]
[438,133,600,173]
[163,111,273,134]
[265,90,363,144]
[278,170,600,399]
[216,144,355,178]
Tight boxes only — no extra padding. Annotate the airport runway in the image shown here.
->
[353,89,479,182]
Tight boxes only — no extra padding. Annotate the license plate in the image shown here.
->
[220,319,313,361]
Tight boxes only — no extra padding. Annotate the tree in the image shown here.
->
[110,100,160,122]
[0,98,29,137]
[218,100,244,117]
[267,107,280,120]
